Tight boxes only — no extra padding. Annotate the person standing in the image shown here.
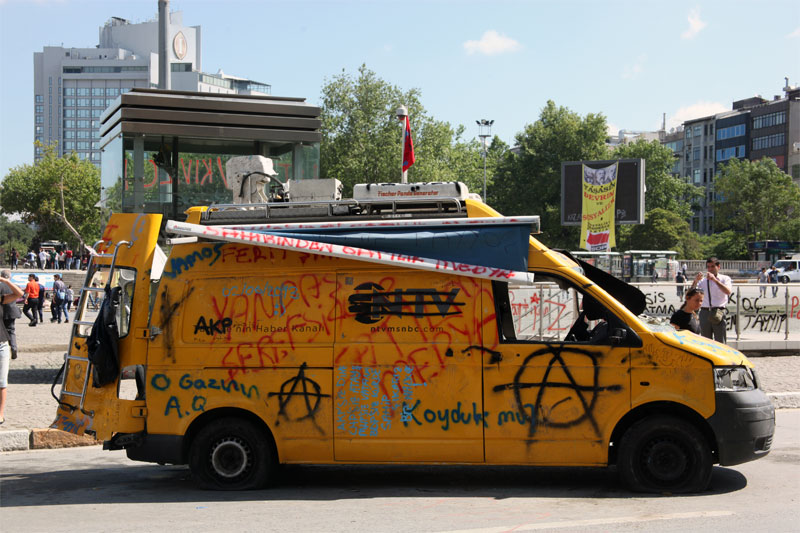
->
[10,248,18,270]
[757,267,769,298]
[0,270,21,360]
[65,285,74,322]
[768,265,779,297]
[36,276,45,324]
[0,273,24,424]
[675,270,686,298]
[22,274,40,327]
[65,249,73,271]
[38,249,48,270]
[691,257,733,344]
[52,274,67,324]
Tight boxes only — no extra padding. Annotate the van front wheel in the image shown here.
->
[189,418,274,490]
[618,416,712,493]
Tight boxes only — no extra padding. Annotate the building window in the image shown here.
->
[91,98,105,107]
[716,145,746,161]
[63,120,75,128]
[77,120,90,128]
[753,111,786,129]
[35,116,44,124]
[90,152,101,161]
[105,88,120,96]
[77,109,90,118]
[64,98,76,107]
[63,88,75,96]
[35,105,43,113]
[693,169,701,183]
[76,88,90,96]
[752,133,785,150]
[716,124,746,140]
[77,141,90,150]
[693,147,700,161]
[64,131,75,139]
[77,131,90,139]
[693,125,702,137]
[35,126,44,134]
[77,98,90,107]
[91,109,103,118]
[91,88,104,96]
[63,141,75,150]
[35,95,44,103]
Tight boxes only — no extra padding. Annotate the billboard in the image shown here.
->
[560,158,645,228]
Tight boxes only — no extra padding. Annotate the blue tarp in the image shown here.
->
[250,225,531,272]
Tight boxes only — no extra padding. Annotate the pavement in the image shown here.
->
[1,308,799,452]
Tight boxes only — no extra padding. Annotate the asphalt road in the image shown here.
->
[2,410,798,533]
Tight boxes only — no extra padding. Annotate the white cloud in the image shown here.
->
[681,7,707,40]
[666,101,727,130]
[622,54,646,79]
[787,27,800,38]
[463,30,521,56]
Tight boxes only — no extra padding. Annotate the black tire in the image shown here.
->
[618,416,712,493]
[779,276,789,284]
[189,418,274,490]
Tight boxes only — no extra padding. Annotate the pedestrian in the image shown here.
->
[651,268,659,283]
[768,265,779,297]
[690,257,733,344]
[65,285,74,321]
[36,276,45,323]
[38,249,48,270]
[757,267,769,298]
[0,270,21,360]
[675,270,686,298]
[22,274,40,327]
[0,272,24,424]
[57,250,66,270]
[26,250,35,269]
[670,288,703,334]
[52,274,67,324]
[681,263,688,277]
[10,248,18,270]
[50,249,58,269]
[65,248,73,271]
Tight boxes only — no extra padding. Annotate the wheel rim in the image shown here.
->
[209,436,252,479]
[640,436,692,487]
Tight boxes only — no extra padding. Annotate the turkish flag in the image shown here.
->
[402,116,415,172]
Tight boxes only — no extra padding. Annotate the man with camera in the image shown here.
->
[690,257,733,344]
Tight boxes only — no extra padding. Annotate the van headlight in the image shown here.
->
[714,366,756,391]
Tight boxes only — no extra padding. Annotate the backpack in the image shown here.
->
[86,286,121,387]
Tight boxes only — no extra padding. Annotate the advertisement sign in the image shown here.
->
[579,162,618,251]
[561,158,645,227]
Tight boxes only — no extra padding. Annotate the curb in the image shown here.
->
[2,395,799,452]
[0,427,98,452]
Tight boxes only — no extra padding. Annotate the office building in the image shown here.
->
[33,12,271,166]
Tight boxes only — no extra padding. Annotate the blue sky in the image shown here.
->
[1,0,798,175]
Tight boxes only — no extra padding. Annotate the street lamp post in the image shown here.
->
[396,105,409,183]
[476,119,494,201]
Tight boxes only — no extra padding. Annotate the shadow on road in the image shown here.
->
[0,463,747,506]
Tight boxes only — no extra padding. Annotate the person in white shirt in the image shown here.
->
[690,257,733,344]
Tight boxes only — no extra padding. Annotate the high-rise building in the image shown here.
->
[33,12,270,166]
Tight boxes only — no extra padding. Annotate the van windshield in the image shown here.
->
[774,261,795,270]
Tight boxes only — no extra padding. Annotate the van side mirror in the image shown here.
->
[610,328,627,344]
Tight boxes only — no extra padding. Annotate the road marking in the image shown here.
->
[436,510,734,532]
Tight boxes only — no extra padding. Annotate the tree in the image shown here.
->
[624,208,688,251]
[714,158,800,242]
[320,65,490,196]
[1,142,102,248]
[612,139,699,220]
[0,215,36,264]
[489,100,608,249]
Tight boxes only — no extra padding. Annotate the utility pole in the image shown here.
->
[476,119,494,201]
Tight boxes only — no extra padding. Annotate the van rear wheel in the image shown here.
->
[618,416,712,493]
[189,418,274,490]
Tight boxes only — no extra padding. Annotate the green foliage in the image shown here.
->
[320,64,492,196]
[625,208,686,250]
[698,230,749,260]
[1,142,102,247]
[714,158,800,241]
[0,215,36,263]
[612,139,699,220]
[489,100,609,249]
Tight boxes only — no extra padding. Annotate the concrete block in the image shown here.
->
[30,428,98,449]
[0,430,30,451]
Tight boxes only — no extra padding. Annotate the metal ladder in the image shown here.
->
[57,239,131,415]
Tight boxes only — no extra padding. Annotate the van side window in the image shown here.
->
[493,275,623,345]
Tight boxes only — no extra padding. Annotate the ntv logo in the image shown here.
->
[348,282,464,324]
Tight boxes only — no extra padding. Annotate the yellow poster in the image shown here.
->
[579,162,618,251]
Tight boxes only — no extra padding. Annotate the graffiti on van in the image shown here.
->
[492,345,623,438]
[267,362,330,432]
[347,282,464,324]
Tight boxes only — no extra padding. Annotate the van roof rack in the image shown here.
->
[201,181,472,225]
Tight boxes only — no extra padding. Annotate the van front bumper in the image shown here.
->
[707,389,774,466]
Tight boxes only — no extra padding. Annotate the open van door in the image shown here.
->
[52,214,162,440]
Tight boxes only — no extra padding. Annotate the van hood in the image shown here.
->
[654,330,752,367]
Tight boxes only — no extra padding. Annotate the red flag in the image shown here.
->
[402,116,415,172]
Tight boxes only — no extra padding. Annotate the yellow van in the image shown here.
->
[53,182,774,493]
